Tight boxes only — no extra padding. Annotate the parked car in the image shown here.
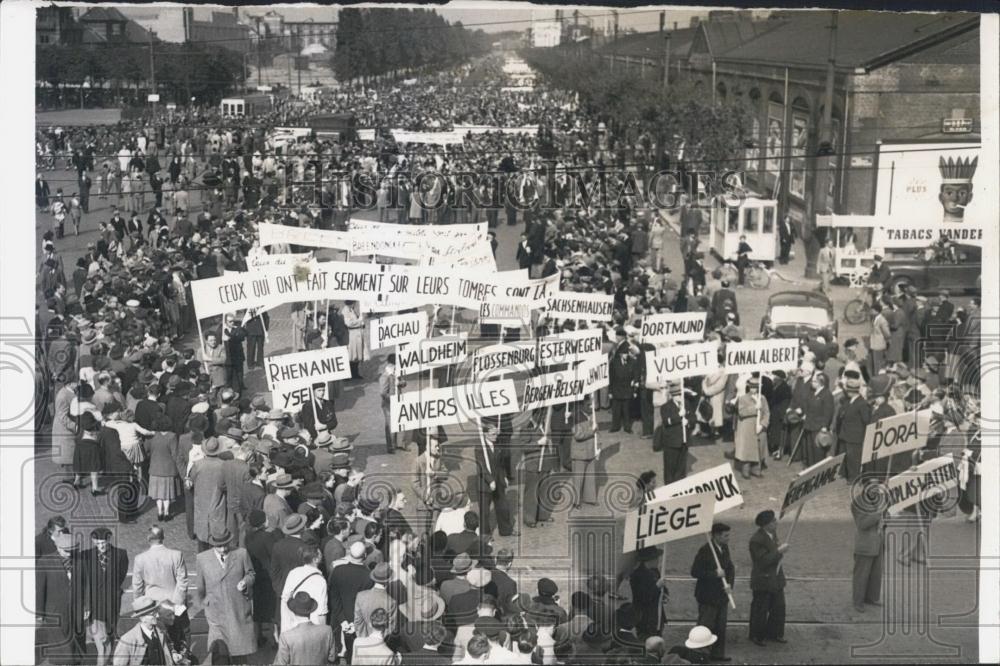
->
[884,244,982,294]
[760,290,838,341]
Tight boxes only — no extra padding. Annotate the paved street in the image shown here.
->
[31,159,979,663]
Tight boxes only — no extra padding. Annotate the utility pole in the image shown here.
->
[148,30,156,109]
[662,29,671,92]
[805,10,839,279]
[254,16,263,88]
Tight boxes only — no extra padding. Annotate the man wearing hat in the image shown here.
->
[474,423,516,538]
[189,436,231,552]
[195,527,256,660]
[865,374,901,479]
[748,510,788,646]
[630,547,667,638]
[690,523,735,662]
[300,382,338,442]
[609,326,638,434]
[570,405,602,509]
[380,353,404,454]
[328,541,374,658]
[273,592,337,666]
[80,527,129,666]
[836,371,872,482]
[655,382,690,483]
[132,526,190,651]
[354,563,399,638]
[35,531,87,665]
[851,479,886,614]
[667,625,719,664]
[110,596,175,666]
[867,253,892,289]
[270,514,311,636]
[280,545,327,631]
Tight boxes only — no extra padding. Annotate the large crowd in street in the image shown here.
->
[33,49,983,666]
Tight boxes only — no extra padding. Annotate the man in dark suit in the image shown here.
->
[867,254,892,287]
[836,372,872,482]
[300,383,338,441]
[220,313,247,392]
[629,547,665,639]
[328,542,375,657]
[516,233,533,269]
[609,327,638,434]
[520,420,559,528]
[80,527,129,665]
[691,522,735,662]
[655,384,689,483]
[164,376,191,435]
[244,510,280,648]
[852,481,885,613]
[270,514,310,636]
[243,309,269,370]
[36,532,88,665]
[748,510,788,646]
[711,280,738,327]
[474,423,516,538]
[778,215,795,264]
[445,512,482,560]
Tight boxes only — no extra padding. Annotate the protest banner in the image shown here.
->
[357,129,376,141]
[395,334,468,377]
[646,341,720,384]
[190,266,288,319]
[390,129,465,145]
[348,220,486,264]
[258,222,352,251]
[645,463,744,514]
[640,312,707,345]
[272,385,314,414]
[885,456,959,515]
[780,454,845,518]
[265,347,351,392]
[248,252,314,271]
[390,379,519,433]
[545,291,615,322]
[723,339,799,374]
[479,302,531,328]
[472,342,537,376]
[369,311,428,351]
[537,328,605,366]
[861,409,932,464]
[622,492,716,553]
[521,359,609,410]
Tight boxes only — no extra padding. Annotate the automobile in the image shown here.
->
[760,290,838,341]
[884,244,982,295]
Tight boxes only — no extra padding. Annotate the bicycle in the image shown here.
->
[843,275,881,325]
[719,260,771,289]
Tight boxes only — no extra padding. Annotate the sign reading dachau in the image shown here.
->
[645,463,744,514]
[622,492,716,553]
[265,347,351,392]
[641,312,707,345]
[370,311,428,351]
[885,456,959,515]
[723,339,799,374]
[780,454,845,518]
[395,334,468,377]
[544,291,615,322]
[390,379,519,433]
[861,409,932,464]
[646,341,719,384]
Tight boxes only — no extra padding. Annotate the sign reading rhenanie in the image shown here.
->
[265,347,351,392]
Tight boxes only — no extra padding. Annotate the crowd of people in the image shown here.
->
[33,49,982,666]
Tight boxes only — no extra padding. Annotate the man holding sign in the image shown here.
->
[691,522,736,662]
[748,510,788,647]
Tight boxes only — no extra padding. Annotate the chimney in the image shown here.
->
[183,7,193,41]
[674,22,678,30]
[659,12,665,33]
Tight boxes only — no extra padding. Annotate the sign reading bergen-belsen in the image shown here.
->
[521,358,609,410]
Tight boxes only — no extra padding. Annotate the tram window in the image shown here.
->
[744,208,759,233]
[728,209,739,233]
[762,207,774,233]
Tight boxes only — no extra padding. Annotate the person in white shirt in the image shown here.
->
[454,634,491,664]
[435,491,473,536]
[280,545,327,630]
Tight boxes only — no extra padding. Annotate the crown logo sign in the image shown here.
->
[939,156,978,185]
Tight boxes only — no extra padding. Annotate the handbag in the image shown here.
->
[697,398,714,423]
[816,430,834,449]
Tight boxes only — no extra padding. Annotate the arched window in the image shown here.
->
[765,92,784,178]
[789,97,810,200]
[745,88,762,177]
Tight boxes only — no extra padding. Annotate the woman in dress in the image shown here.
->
[148,414,180,521]
[73,411,105,494]
[342,300,367,379]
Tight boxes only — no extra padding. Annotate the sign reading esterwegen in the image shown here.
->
[645,463,744,514]
[545,291,615,322]
[646,341,720,384]
[861,409,932,464]
[396,334,468,377]
[265,347,351,392]
[641,312,707,345]
[370,311,428,351]
[622,492,716,553]
[521,359,609,410]
[780,454,845,518]
[885,456,959,515]
[390,379,519,433]
[537,328,605,366]
[723,339,799,374]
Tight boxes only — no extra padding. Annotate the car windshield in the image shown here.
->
[770,305,829,327]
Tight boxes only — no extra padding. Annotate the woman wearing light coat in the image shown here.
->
[52,382,78,466]
[701,368,727,439]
